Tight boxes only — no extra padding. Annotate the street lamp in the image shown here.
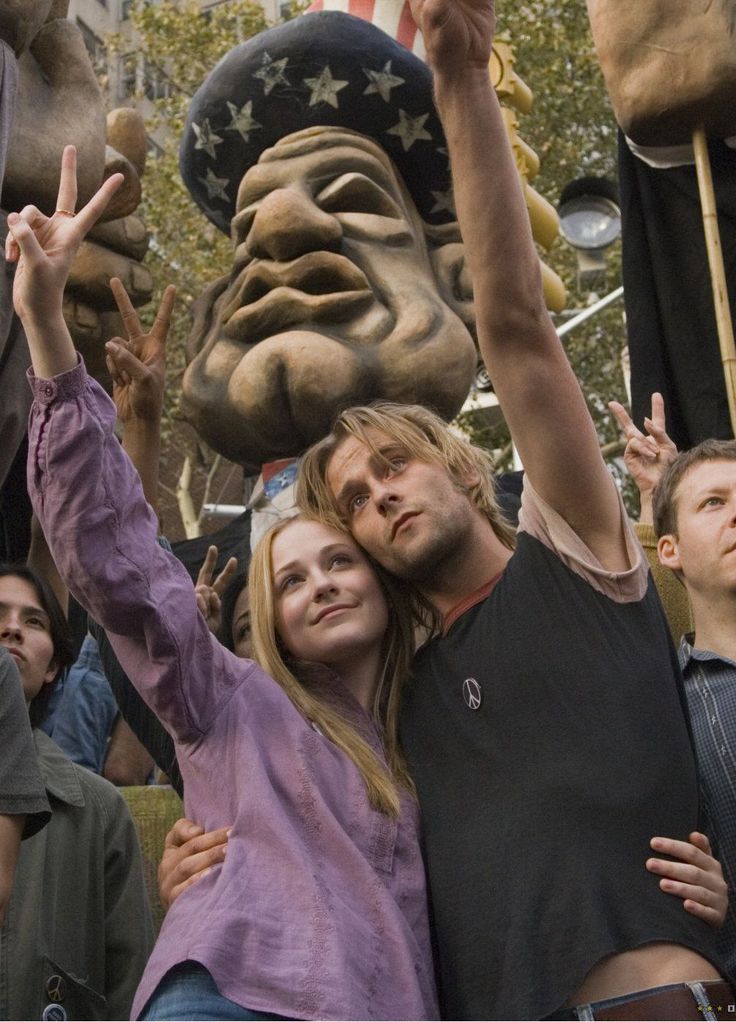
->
[558,176,621,285]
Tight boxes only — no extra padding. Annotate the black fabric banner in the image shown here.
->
[618,130,736,449]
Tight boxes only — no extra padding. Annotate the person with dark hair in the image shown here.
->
[0,564,74,726]
[0,563,153,1019]
[611,394,736,983]
[0,645,49,923]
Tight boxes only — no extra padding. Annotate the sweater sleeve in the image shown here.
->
[517,477,648,602]
[27,359,254,744]
[0,649,50,837]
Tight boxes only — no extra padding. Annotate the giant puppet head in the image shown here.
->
[179,11,477,474]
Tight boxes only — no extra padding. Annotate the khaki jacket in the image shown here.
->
[0,730,153,1020]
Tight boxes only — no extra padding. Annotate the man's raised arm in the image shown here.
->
[413,0,628,568]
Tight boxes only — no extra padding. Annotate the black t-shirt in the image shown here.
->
[401,531,721,1020]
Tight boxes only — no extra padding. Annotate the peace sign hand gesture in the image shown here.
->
[609,393,679,523]
[6,145,122,328]
[106,279,176,426]
[195,545,239,637]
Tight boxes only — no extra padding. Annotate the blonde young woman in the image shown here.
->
[10,149,436,1021]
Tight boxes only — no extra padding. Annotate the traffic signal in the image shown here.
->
[490,38,566,312]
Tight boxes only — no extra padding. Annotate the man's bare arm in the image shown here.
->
[412,0,627,568]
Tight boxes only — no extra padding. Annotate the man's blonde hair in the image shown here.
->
[297,401,516,550]
[248,513,417,817]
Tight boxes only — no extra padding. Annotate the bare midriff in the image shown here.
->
[568,943,722,1006]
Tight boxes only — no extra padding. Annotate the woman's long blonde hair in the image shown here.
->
[248,514,416,817]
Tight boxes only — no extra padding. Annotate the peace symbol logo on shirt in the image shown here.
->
[46,975,66,1003]
[462,677,482,710]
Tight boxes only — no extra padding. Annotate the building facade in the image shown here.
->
[68,0,283,140]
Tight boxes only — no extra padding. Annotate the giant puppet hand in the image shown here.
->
[3,1,140,219]
[62,109,154,383]
[2,1,106,215]
[1,5,153,382]
[0,0,51,57]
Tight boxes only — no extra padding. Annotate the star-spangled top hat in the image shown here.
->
[180,10,454,235]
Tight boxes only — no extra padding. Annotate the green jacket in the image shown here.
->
[0,730,153,1020]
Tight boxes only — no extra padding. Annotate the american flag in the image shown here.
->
[306,0,426,58]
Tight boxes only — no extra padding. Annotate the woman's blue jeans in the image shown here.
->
[141,962,295,1021]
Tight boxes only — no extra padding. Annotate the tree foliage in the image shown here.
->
[107,1,274,422]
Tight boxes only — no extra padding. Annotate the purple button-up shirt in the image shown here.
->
[28,361,438,1021]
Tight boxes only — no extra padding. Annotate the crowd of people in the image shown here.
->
[1,0,735,1019]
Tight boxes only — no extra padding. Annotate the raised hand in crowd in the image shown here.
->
[6,145,122,378]
[609,392,679,523]
[107,278,176,512]
[195,545,238,637]
[106,278,175,427]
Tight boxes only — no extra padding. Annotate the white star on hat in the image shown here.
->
[363,61,405,103]
[386,110,432,152]
[253,53,290,96]
[192,119,224,160]
[200,167,230,202]
[226,100,262,141]
[430,188,455,215]
[303,66,349,108]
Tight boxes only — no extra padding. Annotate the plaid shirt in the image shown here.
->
[679,635,736,980]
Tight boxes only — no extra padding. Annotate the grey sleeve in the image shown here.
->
[98,786,154,1019]
[0,648,50,838]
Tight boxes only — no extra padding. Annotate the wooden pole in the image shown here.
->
[692,125,736,436]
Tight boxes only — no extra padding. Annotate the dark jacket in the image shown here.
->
[0,730,153,1020]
